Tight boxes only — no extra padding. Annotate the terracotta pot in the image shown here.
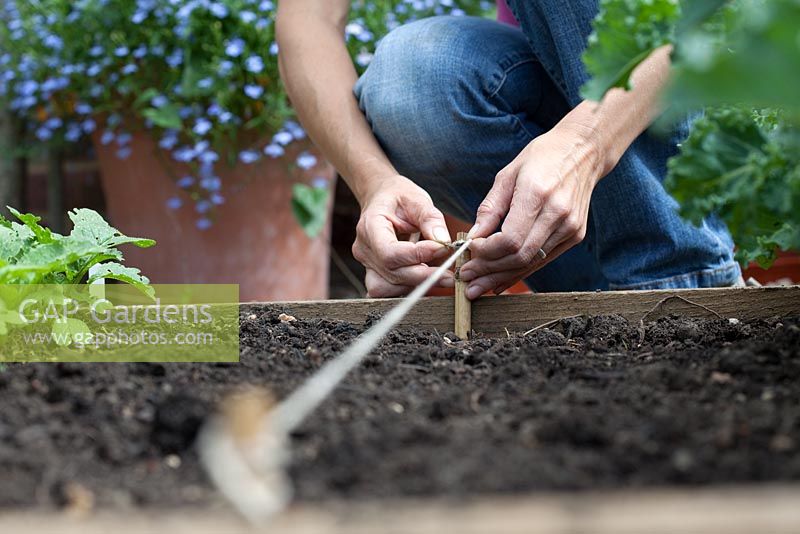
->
[93,133,336,301]
[742,251,800,285]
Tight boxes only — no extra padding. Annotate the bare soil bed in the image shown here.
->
[1,308,799,510]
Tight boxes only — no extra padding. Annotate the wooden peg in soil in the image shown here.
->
[454,231,471,340]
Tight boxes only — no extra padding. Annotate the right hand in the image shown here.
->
[352,176,454,297]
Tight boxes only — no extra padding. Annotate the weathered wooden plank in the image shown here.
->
[3,485,800,534]
[248,286,800,337]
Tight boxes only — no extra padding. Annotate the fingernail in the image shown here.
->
[439,276,455,288]
[466,284,483,300]
[433,246,451,259]
[466,222,480,239]
[459,269,474,282]
[433,227,451,244]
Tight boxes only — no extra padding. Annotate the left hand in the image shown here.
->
[459,123,604,299]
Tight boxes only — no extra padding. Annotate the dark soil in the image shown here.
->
[1,310,799,510]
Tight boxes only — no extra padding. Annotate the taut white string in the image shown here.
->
[271,239,472,434]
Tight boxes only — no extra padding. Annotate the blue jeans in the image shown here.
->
[353,10,741,291]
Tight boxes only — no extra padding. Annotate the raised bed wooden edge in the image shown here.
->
[246,285,800,337]
[4,484,800,534]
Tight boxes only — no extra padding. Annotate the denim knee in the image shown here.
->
[355,17,468,173]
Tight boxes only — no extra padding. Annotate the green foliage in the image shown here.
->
[583,0,800,267]
[0,207,155,295]
[51,317,93,347]
[291,184,330,238]
[582,0,680,101]
[666,108,800,267]
[671,1,800,114]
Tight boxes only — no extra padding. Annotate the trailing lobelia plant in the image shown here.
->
[582,0,800,268]
[0,0,492,234]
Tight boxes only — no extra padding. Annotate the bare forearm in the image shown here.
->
[557,45,673,179]
[276,1,396,204]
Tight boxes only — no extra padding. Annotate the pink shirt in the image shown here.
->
[496,0,519,26]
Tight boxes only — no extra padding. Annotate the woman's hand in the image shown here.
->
[460,122,604,299]
[352,175,454,297]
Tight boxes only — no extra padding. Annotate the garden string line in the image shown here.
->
[271,238,472,434]
[199,238,472,523]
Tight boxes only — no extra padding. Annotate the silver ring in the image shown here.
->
[536,248,547,261]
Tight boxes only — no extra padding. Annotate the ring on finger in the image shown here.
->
[536,248,547,261]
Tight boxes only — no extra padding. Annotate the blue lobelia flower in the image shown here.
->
[312,176,329,189]
[225,37,245,58]
[284,120,306,140]
[272,131,292,146]
[194,140,211,154]
[35,127,53,141]
[356,51,374,67]
[296,151,317,170]
[82,119,97,134]
[166,196,183,210]
[173,146,195,162]
[166,50,183,67]
[193,118,213,136]
[244,84,263,99]
[209,2,229,18]
[219,60,234,74]
[100,130,115,145]
[116,132,132,146]
[75,102,93,115]
[238,149,260,164]
[207,103,223,116]
[43,34,64,50]
[198,150,219,164]
[263,143,284,158]
[151,94,168,108]
[65,124,82,142]
[159,133,178,150]
[195,200,213,214]
[17,80,38,96]
[196,217,213,230]
[200,176,222,192]
[244,55,264,74]
[177,176,195,188]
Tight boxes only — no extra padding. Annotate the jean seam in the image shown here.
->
[485,57,541,141]
[608,262,741,290]
[486,57,539,99]
[503,1,569,98]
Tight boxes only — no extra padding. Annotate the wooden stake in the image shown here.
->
[454,231,471,339]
